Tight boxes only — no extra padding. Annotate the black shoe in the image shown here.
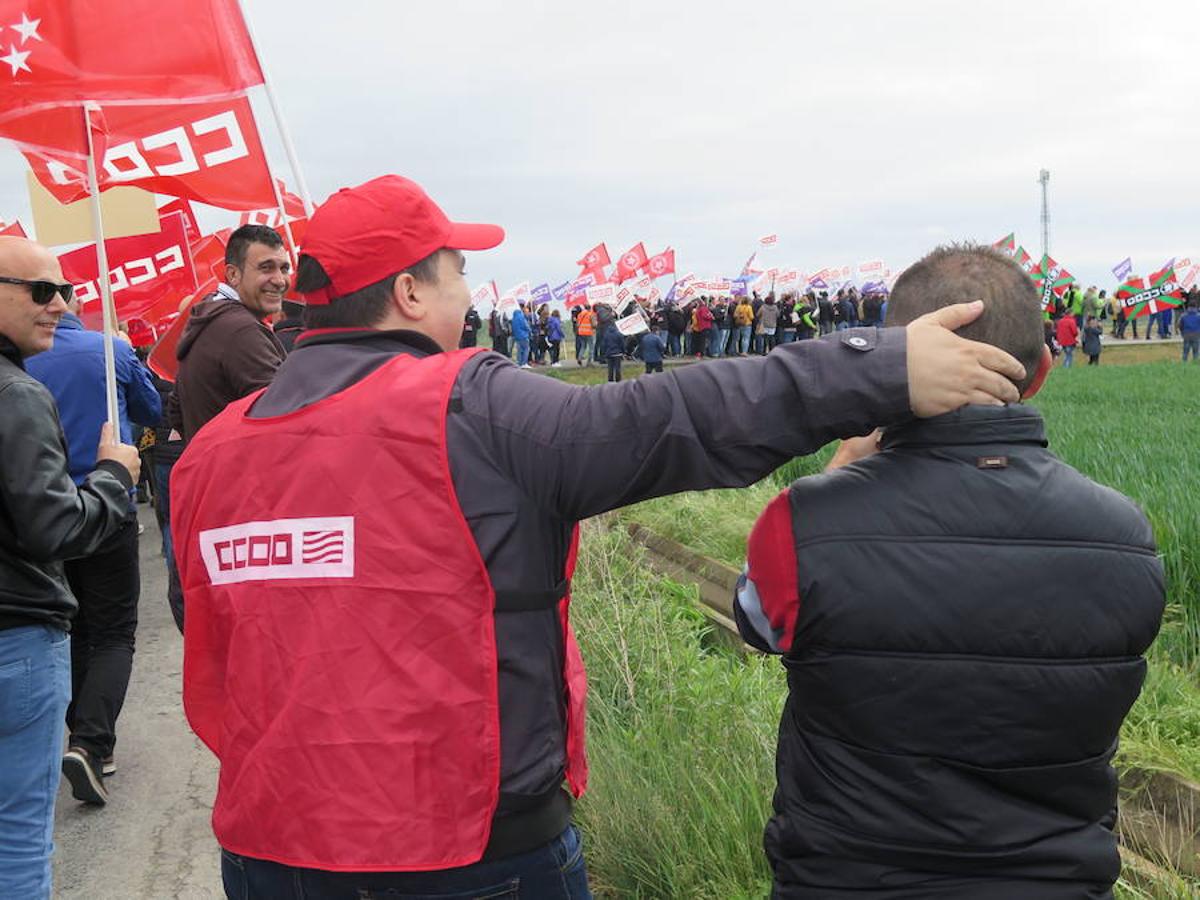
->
[101,754,116,777]
[63,746,109,805]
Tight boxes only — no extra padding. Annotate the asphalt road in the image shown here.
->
[52,504,223,899]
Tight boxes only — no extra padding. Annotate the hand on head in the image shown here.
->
[906,301,1025,417]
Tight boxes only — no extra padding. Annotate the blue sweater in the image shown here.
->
[510,310,531,341]
[26,314,161,485]
[640,331,666,363]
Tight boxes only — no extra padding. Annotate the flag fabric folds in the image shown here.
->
[613,242,648,282]
[1031,255,1074,312]
[992,233,1016,255]
[643,248,675,279]
[15,96,279,211]
[1116,267,1184,319]
[0,1,263,118]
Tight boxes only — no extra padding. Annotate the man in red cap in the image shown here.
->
[170,174,1025,899]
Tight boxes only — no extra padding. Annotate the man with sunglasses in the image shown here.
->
[0,236,141,899]
[26,284,161,807]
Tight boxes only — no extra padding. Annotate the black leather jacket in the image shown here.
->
[0,336,133,631]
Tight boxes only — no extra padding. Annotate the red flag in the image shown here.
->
[0,219,27,237]
[0,1,262,114]
[60,212,198,328]
[576,242,610,271]
[189,231,230,284]
[147,278,218,381]
[158,198,200,242]
[613,242,648,283]
[642,248,675,279]
[16,96,279,211]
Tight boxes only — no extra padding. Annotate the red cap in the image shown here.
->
[300,175,504,305]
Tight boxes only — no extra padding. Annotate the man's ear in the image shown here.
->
[1021,345,1053,399]
[390,272,425,322]
[224,263,241,287]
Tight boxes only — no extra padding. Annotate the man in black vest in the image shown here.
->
[736,243,1165,899]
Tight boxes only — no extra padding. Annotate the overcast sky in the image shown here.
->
[2,0,1198,293]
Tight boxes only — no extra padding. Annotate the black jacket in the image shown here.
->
[767,405,1163,899]
[0,336,133,632]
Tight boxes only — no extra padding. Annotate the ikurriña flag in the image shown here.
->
[1012,246,1037,276]
[1030,255,1074,312]
[1116,267,1183,319]
[0,0,263,117]
[993,233,1016,255]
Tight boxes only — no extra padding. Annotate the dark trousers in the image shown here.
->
[644,360,663,374]
[1088,354,1100,365]
[63,510,140,759]
[549,340,561,364]
[153,459,185,633]
[607,356,622,382]
[220,825,591,900]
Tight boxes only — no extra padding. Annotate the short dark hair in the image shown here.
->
[888,243,1043,393]
[225,224,285,269]
[296,249,442,330]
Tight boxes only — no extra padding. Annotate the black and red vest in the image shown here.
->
[768,405,1163,899]
[172,347,587,872]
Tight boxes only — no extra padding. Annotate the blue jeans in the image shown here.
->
[154,461,184,633]
[221,825,591,899]
[709,327,725,357]
[1183,336,1199,361]
[1062,345,1075,367]
[576,335,593,366]
[666,332,681,357]
[736,324,752,353]
[0,625,71,900]
[515,339,530,366]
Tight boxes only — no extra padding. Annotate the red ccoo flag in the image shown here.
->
[14,96,280,212]
[642,248,675,279]
[613,242,648,283]
[0,1,263,115]
[576,242,610,272]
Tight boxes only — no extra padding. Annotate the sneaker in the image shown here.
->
[137,523,145,536]
[102,755,116,777]
[520,364,531,369]
[62,746,108,805]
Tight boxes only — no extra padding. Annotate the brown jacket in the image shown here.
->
[169,290,284,442]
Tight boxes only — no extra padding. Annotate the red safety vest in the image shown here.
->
[172,347,588,872]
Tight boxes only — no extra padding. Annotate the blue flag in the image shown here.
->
[551,281,570,301]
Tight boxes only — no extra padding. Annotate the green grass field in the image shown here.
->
[568,358,1200,897]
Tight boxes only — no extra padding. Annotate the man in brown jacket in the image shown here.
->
[169,224,290,442]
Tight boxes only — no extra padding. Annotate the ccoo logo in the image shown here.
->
[198,516,355,585]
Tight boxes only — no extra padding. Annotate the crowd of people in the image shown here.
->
[1042,282,1200,366]
[475,279,1200,381]
[0,179,1180,900]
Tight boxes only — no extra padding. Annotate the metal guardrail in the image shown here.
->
[624,520,1200,886]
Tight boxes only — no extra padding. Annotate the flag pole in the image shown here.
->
[266,171,299,269]
[82,102,120,435]
[236,0,314,217]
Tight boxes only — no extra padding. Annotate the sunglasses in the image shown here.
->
[0,276,75,305]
